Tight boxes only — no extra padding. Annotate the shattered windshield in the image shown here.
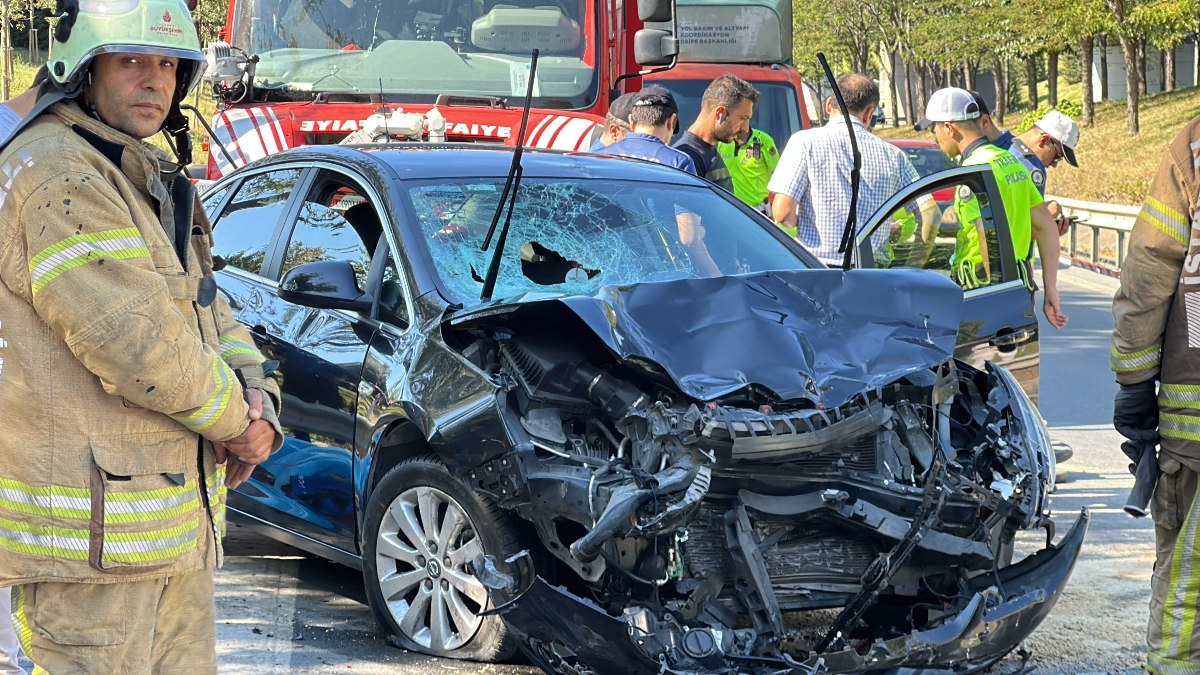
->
[227,0,598,108]
[409,177,810,306]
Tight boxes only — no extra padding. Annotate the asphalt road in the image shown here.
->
[213,263,1154,674]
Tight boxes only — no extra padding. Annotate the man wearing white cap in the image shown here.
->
[965,91,1080,198]
[917,87,1067,329]
[1012,110,1079,195]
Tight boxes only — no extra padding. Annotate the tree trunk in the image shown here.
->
[851,41,868,76]
[1,0,9,100]
[1165,44,1175,92]
[1099,35,1110,99]
[992,54,1006,124]
[1120,34,1139,134]
[1047,51,1059,106]
[916,61,928,117]
[904,59,916,126]
[1194,33,1200,88]
[1138,39,1147,95]
[1082,35,1095,126]
[1026,55,1039,110]
[888,47,900,127]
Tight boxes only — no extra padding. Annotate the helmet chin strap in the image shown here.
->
[162,102,192,167]
[81,71,108,125]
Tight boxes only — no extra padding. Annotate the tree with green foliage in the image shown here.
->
[1133,0,1200,93]
[792,0,872,79]
[1061,0,1112,126]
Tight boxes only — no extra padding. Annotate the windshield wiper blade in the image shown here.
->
[817,53,861,272]
[479,49,539,303]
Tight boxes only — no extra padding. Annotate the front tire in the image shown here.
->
[361,455,519,661]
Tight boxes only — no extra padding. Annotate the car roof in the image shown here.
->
[243,143,712,186]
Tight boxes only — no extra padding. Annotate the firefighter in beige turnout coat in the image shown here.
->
[0,0,280,671]
[1112,116,1200,674]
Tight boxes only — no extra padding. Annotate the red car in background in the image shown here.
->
[888,138,956,203]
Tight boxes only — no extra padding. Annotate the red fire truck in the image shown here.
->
[200,0,807,179]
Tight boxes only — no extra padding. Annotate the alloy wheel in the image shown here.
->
[374,486,489,652]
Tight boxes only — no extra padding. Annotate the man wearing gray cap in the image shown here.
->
[599,86,695,173]
[588,91,638,152]
[919,86,1067,329]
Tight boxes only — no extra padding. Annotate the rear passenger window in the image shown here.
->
[211,168,303,276]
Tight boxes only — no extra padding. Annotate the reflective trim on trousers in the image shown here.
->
[1112,343,1163,373]
[1156,476,1200,668]
[11,587,48,675]
[1163,413,1200,442]
[1150,651,1200,673]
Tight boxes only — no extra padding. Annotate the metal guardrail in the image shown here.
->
[1049,194,1139,277]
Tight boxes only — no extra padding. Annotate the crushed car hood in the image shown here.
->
[449,269,964,408]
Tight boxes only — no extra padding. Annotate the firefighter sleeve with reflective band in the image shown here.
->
[14,170,252,442]
[213,292,284,452]
[1111,125,1196,385]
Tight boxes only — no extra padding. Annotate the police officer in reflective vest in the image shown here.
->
[917,87,1067,328]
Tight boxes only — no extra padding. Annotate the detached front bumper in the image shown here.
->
[489,509,1089,674]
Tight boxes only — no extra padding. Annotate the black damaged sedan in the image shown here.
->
[201,144,1087,673]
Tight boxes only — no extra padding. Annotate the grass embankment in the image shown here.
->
[876,79,1198,206]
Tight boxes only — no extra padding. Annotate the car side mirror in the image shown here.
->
[637,0,672,23]
[278,260,374,312]
[634,29,677,67]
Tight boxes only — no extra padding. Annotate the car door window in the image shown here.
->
[280,173,380,291]
[860,169,1011,290]
[211,168,304,276]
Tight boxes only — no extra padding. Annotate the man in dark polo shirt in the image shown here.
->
[672,74,759,193]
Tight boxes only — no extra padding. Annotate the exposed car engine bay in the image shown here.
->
[443,270,1086,674]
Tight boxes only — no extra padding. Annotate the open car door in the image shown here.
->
[853,165,1041,404]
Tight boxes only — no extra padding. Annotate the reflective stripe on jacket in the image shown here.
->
[1112,116,1200,461]
[0,102,279,584]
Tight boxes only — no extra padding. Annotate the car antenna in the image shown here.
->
[479,49,539,302]
[817,53,861,272]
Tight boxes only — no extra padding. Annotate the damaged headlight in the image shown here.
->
[988,362,1054,527]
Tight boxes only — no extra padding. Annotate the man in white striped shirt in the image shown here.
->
[769,74,925,266]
